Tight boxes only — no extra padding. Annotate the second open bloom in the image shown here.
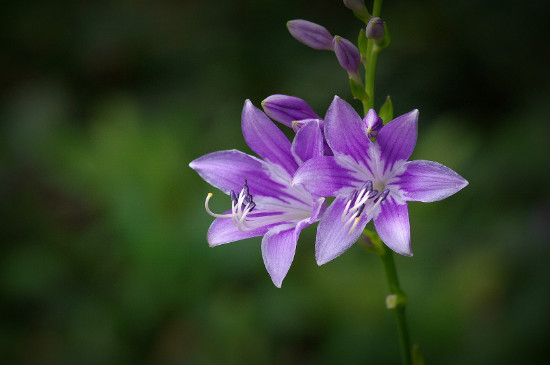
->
[189,101,326,287]
[293,96,468,264]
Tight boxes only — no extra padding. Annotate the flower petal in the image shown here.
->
[291,119,324,164]
[373,197,412,256]
[292,156,360,197]
[262,221,308,288]
[398,160,469,202]
[325,96,372,165]
[376,109,418,172]
[189,149,286,197]
[261,94,320,127]
[242,100,298,175]
[207,216,273,247]
[315,195,370,265]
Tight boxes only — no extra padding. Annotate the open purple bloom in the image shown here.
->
[189,101,326,287]
[293,96,468,265]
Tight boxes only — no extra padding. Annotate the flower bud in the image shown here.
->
[343,0,365,12]
[363,108,383,138]
[333,36,361,78]
[287,20,334,51]
[366,17,385,40]
[262,94,320,127]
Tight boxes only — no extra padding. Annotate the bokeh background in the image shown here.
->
[3,0,550,364]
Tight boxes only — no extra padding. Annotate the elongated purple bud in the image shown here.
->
[333,36,361,77]
[262,94,320,127]
[287,20,334,51]
[363,108,383,138]
[366,17,385,39]
[343,0,366,12]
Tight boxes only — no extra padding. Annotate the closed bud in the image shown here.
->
[262,95,320,127]
[287,20,334,51]
[343,0,371,23]
[333,36,361,78]
[343,0,365,12]
[366,17,385,40]
[363,109,383,138]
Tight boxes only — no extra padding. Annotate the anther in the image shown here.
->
[375,189,390,203]
[230,190,237,203]
[243,179,250,196]
[361,180,373,193]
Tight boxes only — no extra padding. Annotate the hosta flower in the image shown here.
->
[293,96,468,264]
[189,101,326,287]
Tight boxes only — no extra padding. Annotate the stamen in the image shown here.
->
[374,189,390,203]
[348,217,361,235]
[341,186,392,236]
[364,189,390,216]
[341,190,358,221]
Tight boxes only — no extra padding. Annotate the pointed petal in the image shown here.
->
[309,197,326,224]
[262,94,320,127]
[207,216,272,247]
[262,221,308,288]
[291,119,324,164]
[398,160,469,202]
[242,100,298,175]
[374,197,412,256]
[376,109,418,172]
[189,149,286,197]
[325,96,372,165]
[315,195,370,265]
[292,156,361,197]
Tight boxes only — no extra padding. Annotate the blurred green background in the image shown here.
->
[2,0,550,364]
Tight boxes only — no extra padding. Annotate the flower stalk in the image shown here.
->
[363,2,411,364]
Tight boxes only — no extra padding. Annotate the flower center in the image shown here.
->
[341,180,389,235]
[205,180,257,231]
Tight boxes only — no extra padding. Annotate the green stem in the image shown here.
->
[363,0,383,111]
[372,0,383,18]
[379,243,412,365]
[364,44,380,110]
[360,2,413,364]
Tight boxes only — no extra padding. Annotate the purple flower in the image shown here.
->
[189,101,326,287]
[293,96,468,264]
[333,36,361,79]
[287,20,334,51]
